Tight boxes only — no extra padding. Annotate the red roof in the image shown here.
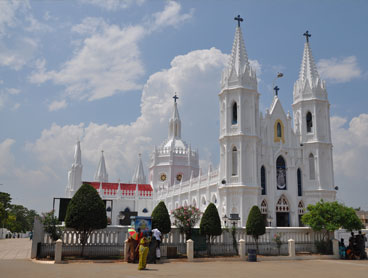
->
[86,182,153,192]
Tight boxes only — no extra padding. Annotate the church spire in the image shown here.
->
[73,140,82,166]
[221,15,257,90]
[294,31,326,101]
[94,150,108,182]
[168,94,181,139]
[132,153,146,184]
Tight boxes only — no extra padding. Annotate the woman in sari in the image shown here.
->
[137,231,151,270]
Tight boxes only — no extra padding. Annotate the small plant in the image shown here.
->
[172,205,201,240]
[273,233,282,255]
[41,210,62,241]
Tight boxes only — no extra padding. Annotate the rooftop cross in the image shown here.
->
[173,93,179,103]
[274,86,280,96]
[234,15,243,27]
[303,30,311,43]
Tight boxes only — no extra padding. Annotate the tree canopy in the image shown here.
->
[302,200,363,239]
[246,206,266,252]
[65,183,107,254]
[200,203,222,240]
[151,201,171,234]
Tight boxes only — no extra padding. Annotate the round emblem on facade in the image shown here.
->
[176,173,182,181]
[160,173,167,181]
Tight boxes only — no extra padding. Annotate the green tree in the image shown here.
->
[302,200,364,240]
[151,201,171,234]
[41,211,62,241]
[246,206,266,253]
[65,183,107,256]
[0,192,11,230]
[200,203,222,255]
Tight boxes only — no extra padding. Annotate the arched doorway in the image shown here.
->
[276,195,290,227]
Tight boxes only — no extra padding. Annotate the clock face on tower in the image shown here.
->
[176,173,182,181]
[160,173,167,181]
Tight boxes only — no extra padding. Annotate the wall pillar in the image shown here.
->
[239,239,246,260]
[54,239,63,264]
[288,239,295,258]
[187,239,194,262]
[31,217,44,259]
[332,239,339,258]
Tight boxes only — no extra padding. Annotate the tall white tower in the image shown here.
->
[292,31,336,202]
[66,141,83,198]
[149,95,199,191]
[218,16,260,226]
[132,153,147,184]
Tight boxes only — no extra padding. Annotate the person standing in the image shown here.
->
[137,231,151,270]
[152,228,162,261]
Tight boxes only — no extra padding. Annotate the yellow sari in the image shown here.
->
[138,236,150,270]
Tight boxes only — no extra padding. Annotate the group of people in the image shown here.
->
[126,227,162,270]
[339,231,367,260]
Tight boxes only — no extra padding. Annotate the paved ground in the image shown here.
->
[1,238,367,278]
[0,238,31,259]
[0,259,367,278]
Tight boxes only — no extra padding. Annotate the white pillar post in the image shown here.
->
[54,239,63,264]
[288,239,295,258]
[332,239,339,258]
[124,239,129,262]
[239,239,246,260]
[187,239,194,262]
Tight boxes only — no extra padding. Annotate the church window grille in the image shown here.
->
[306,112,313,133]
[232,146,238,176]
[277,122,282,137]
[212,194,217,204]
[261,200,268,214]
[276,196,289,212]
[232,102,238,125]
[309,153,315,180]
[124,207,130,212]
[202,197,206,206]
[297,168,302,196]
[192,198,197,208]
[261,166,266,195]
[276,156,287,190]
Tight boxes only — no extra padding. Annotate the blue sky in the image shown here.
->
[0,0,367,213]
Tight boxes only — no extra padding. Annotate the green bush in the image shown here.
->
[41,211,62,241]
[246,206,266,253]
[200,203,222,256]
[151,201,171,234]
[65,183,107,256]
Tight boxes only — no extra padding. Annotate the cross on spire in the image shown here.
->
[234,15,243,27]
[173,93,179,103]
[274,86,280,96]
[303,30,311,43]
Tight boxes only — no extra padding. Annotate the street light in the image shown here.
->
[222,214,228,228]
[228,213,240,254]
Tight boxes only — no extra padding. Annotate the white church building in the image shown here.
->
[65,18,336,227]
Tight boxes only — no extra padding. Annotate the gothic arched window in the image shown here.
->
[232,102,237,125]
[232,146,238,176]
[261,166,266,195]
[277,122,282,137]
[309,153,315,180]
[306,112,313,133]
[260,200,268,214]
[276,156,287,190]
[297,168,302,196]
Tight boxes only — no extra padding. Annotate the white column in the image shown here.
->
[239,239,246,260]
[186,239,194,262]
[288,239,295,258]
[54,239,63,264]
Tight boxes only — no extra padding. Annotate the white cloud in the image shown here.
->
[0,0,30,36]
[25,15,52,33]
[331,114,368,209]
[151,1,193,31]
[26,48,228,191]
[0,87,21,110]
[0,139,16,175]
[79,0,145,11]
[48,100,68,111]
[30,21,146,101]
[317,56,362,83]
[71,17,108,35]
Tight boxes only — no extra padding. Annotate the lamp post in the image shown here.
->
[229,213,240,254]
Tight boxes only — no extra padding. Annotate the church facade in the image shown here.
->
[65,20,336,227]
[152,22,336,227]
